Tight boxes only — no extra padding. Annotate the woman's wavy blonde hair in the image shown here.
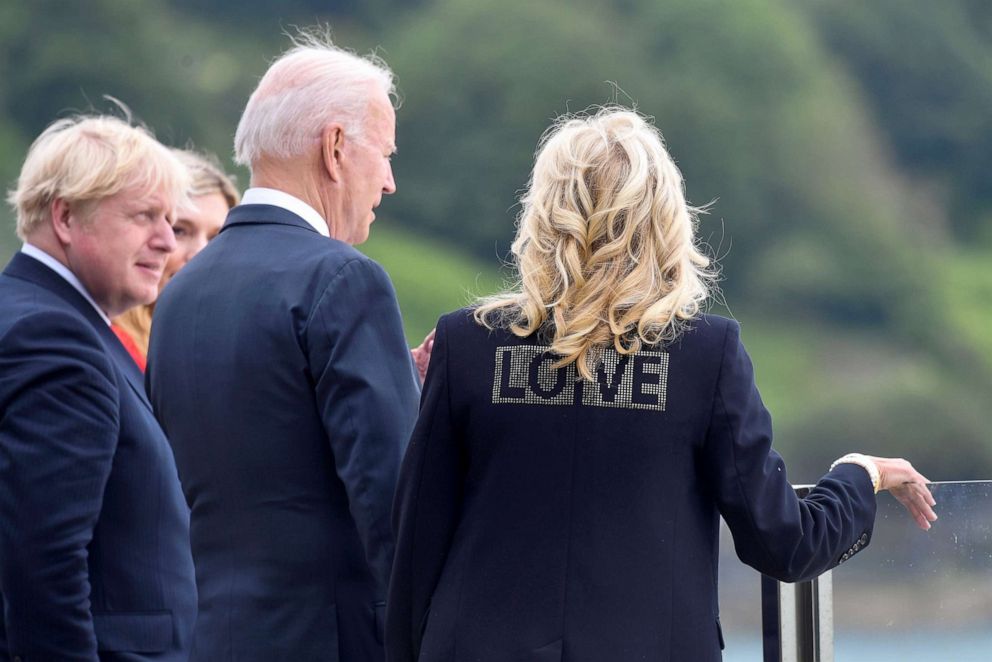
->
[475,107,716,380]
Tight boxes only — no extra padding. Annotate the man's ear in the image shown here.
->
[321,124,346,183]
[51,198,74,244]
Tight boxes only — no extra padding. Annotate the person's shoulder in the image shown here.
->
[312,241,388,280]
[676,312,739,348]
[436,306,503,341]
[437,306,477,330]
[321,237,368,262]
[231,223,374,275]
[434,307,536,366]
[0,298,115,380]
[1,277,93,337]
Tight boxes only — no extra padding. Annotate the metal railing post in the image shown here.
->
[761,571,832,662]
[761,485,834,661]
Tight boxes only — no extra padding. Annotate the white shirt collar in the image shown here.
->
[240,187,330,237]
[21,243,112,326]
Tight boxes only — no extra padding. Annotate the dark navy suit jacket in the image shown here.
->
[0,253,197,661]
[148,204,421,661]
[386,309,877,662]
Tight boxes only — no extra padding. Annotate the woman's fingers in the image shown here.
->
[843,456,938,530]
[891,481,938,530]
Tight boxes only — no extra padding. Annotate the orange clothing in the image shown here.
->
[112,323,147,372]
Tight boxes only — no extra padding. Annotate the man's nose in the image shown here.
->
[154,217,177,253]
[383,164,397,195]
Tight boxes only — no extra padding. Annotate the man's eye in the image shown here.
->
[173,226,188,237]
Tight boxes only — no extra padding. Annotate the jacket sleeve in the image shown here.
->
[0,310,119,661]
[702,320,877,583]
[386,315,464,662]
[304,257,421,597]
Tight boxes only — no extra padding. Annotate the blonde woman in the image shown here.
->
[113,149,239,369]
[386,108,936,662]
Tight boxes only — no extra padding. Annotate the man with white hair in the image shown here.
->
[148,34,423,660]
[0,115,197,660]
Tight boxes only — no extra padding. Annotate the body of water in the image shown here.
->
[722,630,992,661]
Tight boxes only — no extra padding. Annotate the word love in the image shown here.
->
[492,345,669,411]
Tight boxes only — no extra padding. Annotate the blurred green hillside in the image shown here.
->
[1,0,989,481]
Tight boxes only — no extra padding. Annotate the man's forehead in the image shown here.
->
[97,184,174,215]
[367,89,395,121]
[118,183,170,204]
[364,97,396,144]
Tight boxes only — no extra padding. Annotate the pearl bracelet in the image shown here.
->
[830,453,881,493]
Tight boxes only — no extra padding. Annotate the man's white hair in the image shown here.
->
[234,30,395,169]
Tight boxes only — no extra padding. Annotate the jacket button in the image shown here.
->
[859,533,868,544]
[840,553,849,562]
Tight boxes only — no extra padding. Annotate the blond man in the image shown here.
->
[0,115,197,660]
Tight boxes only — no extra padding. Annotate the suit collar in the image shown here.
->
[221,203,324,236]
[239,187,330,236]
[3,252,153,412]
[20,243,111,325]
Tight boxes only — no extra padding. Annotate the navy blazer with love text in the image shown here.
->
[386,309,876,662]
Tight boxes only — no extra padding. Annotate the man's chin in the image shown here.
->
[131,285,160,309]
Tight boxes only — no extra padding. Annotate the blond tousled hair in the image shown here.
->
[475,108,716,380]
[7,114,189,240]
[172,148,241,208]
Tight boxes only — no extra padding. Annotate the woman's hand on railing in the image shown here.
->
[869,456,938,531]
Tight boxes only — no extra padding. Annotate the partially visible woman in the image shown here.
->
[113,149,239,369]
[386,108,937,662]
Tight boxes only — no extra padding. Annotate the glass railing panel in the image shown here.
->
[718,480,992,661]
[832,480,992,661]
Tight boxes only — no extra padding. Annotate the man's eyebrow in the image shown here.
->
[128,200,159,213]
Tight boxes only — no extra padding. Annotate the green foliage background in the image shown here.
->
[1,0,990,481]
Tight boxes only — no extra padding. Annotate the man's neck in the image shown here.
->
[240,188,331,238]
[251,158,340,239]
[20,240,112,325]
[26,231,69,267]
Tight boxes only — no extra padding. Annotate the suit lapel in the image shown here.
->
[3,252,154,413]
[101,326,154,413]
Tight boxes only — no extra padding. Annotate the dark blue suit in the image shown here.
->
[387,309,877,662]
[148,204,421,661]
[0,253,197,661]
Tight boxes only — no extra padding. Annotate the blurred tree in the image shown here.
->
[803,0,992,243]
[384,0,643,261]
[166,0,430,32]
[0,2,32,254]
[781,380,992,483]
[384,0,938,327]
[0,0,275,260]
[0,0,268,168]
